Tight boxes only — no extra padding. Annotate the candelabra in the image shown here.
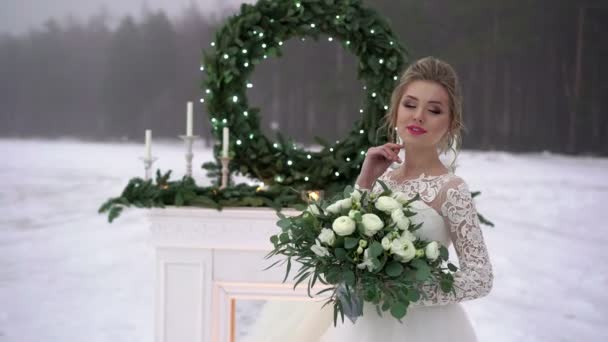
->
[140,156,158,181]
[179,135,199,177]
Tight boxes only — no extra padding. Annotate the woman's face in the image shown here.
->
[396,80,452,149]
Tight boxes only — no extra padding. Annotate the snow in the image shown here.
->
[1,138,607,341]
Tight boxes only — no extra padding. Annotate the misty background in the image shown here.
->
[0,0,607,155]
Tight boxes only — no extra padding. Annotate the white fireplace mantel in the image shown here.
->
[148,206,318,342]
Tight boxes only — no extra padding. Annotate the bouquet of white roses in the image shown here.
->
[266,181,458,326]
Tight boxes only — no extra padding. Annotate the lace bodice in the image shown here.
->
[364,169,494,307]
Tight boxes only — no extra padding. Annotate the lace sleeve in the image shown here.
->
[412,176,494,307]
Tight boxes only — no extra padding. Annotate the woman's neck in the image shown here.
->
[397,144,448,178]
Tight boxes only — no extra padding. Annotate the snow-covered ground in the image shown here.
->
[1,138,607,342]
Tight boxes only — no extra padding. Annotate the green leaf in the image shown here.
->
[439,246,449,260]
[277,218,292,229]
[448,263,458,272]
[478,213,495,227]
[315,286,335,297]
[376,179,390,194]
[279,233,290,243]
[263,259,283,271]
[368,241,384,258]
[407,288,420,302]
[334,248,347,260]
[344,237,359,249]
[390,302,408,319]
[343,185,353,197]
[415,265,431,281]
[342,270,356,286]
[385,261,403,277]
[108,207,123,223]
[283,258,292,283]
[293,203,307,211]
[440,280,453,293]
[325,269,340,284]
[410,258,426,269]
[371,258,381,271]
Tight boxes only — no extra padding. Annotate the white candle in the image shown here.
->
[145,129,152,159]
[222,127,229,157]
[186,101,193,136]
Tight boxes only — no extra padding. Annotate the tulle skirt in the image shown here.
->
[242,300,478,342]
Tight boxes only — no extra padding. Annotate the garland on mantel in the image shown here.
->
[98,170,495,228]
[98,171,308,223]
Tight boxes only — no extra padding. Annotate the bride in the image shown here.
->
[243,56,494,342]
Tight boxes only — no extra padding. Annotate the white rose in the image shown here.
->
[318,228,336,246]
[311,240,331,257]
[350,189,362,203]
[381,237,392,251]
[392,192,410,205]
[348,209,360,219]
[326,201,342,215]
[361,213,384,237]
[339,198,352,211]
[375,196,401,213]
[400,230,417,242]
[391,209,411,230]
[332,216,356,236]
[390,238,416,263]
[425,241,440,261]
[306,204,321,216]
[356,246,364,254]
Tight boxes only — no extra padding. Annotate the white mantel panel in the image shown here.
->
[155,247,213,342]
[212,250,288,283]
[149,207,298,250]
[149,207,305,342]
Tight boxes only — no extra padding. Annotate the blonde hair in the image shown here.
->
[382,57,465,167]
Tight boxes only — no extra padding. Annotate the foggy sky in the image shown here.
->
[0,0,255,35]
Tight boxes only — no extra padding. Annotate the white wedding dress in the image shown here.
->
[243,170,493,342]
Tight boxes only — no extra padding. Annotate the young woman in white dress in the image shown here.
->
[244,56,494,342]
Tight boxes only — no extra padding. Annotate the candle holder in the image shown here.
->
[139,156,158,181]
[301,190,324,203]
[220,156,232,189]
[179,135,199,177]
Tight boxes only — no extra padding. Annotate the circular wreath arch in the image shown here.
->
[202,0,407,191]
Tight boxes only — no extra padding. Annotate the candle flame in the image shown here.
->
[308,191,320,201]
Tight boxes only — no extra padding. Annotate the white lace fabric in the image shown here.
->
[364,169,494,306]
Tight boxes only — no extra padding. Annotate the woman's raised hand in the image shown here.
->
[356,143,403,189]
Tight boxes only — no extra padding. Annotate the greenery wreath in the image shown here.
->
[201,0,408,193]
